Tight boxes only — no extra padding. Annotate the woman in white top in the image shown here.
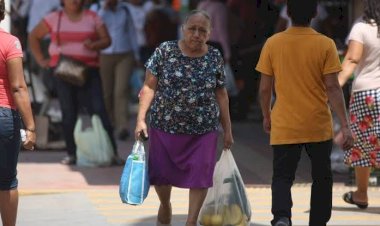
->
[338,0,380,209]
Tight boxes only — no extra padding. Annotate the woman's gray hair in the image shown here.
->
[183,9,211,26]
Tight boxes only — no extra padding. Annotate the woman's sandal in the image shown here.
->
[342,191,368,209]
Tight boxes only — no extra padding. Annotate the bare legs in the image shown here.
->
[353,166,371,203]
[154,185,208,226]
[186,188,208,226]
[0,189,18,226]
[155,185,172,225]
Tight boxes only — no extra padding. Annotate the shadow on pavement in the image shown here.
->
[332,206,380,215]
[18,150,66,163]
[68,164,123,186]
[19,150,123,186]
[126,214,266,226]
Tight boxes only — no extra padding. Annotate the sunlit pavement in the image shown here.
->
[17,185,380,226]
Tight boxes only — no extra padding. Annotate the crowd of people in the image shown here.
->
[1,0,379,226]
[10,0,346,124]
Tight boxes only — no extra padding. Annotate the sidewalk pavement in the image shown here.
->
[17,185,380,226]
[17,150,380,226]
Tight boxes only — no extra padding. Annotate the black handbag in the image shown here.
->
[54,11,88,86]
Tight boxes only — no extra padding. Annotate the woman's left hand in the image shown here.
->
[223,130,234,150]
[23,130,36,150]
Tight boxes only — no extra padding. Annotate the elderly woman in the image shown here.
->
[339,0,380,209]
[29,0,121,165]
[135,10,233,226]
[0,0,36,225]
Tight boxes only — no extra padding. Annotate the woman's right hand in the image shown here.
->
[135,120,148,141]
[23,130,36,150]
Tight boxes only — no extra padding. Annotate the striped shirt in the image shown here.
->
[43,10,104,67]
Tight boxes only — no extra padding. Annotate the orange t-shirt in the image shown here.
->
[256,27,342,145]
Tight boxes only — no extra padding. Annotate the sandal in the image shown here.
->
[342,191,368,209]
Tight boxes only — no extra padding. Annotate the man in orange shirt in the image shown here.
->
[256,0,354,225]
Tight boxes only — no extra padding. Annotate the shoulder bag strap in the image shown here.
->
[56,11,63,49]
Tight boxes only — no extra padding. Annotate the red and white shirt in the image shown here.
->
[44,10,104,67]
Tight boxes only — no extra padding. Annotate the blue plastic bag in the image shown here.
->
[119,140,150,205]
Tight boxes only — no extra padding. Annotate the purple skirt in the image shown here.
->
[148,128,218,188]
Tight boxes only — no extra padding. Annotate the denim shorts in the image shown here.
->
[0,106,21,190]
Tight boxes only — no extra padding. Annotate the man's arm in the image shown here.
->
[324,73,354,150]
[259,74,274,133]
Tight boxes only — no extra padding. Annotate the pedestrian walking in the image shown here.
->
[338,0,380,210]
[256,0,354,225]
[29,0,122,165]
[92,0,140,141]
[0,0,36,225]
[134,10,233,226]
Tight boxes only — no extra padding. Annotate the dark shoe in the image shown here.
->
[274,217,290,226]
[343,191,368,209]
[61,156,76,165]
[118,129,130,141]
[111,156,125,166]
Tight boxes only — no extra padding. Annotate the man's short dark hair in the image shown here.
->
[287,0,318,26]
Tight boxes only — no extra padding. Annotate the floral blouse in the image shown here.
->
[145,41,225,135]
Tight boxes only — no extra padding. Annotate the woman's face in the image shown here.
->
[63,0,84,12]
[182,14,211,51]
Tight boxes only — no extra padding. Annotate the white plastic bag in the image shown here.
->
[199,150,252,226]
[74,114,114,167]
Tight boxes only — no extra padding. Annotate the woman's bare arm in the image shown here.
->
[7,58,36,150]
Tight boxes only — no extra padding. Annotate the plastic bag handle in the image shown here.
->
[74,117,83,136]
[132,140,144,154]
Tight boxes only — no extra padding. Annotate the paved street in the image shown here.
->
[17,121,380,226]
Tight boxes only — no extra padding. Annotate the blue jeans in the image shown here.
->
[54,67,117,157]
[0,107,21,190]
[271,140,333,226]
